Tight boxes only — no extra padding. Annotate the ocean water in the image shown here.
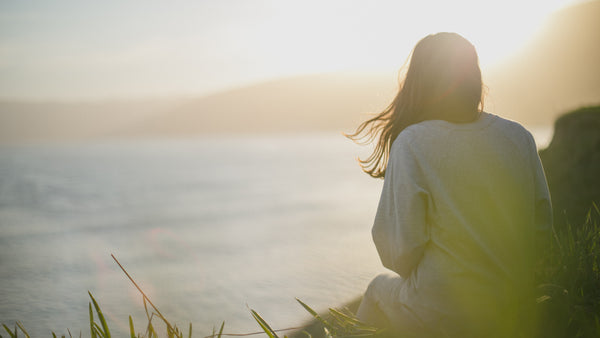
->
[0,134,386,336]
[0,128,552,336]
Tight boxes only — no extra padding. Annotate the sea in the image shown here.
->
[0,129,552,336]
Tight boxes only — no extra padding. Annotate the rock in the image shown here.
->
[539,106,600,229]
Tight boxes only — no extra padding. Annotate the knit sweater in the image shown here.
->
[372,112,552,334]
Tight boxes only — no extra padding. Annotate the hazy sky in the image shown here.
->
[0,0,580,101]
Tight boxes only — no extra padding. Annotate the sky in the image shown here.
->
[0,0,581,101]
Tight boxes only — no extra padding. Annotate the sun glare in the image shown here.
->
[257,0,572,73]
[0,0,579,100]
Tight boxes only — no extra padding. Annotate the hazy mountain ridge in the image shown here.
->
[122,72,397,136]
[485,0,600,125]
[0,99,190,144]
[1,0,598,144]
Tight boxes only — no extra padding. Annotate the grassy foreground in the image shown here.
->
[2,206,599,338]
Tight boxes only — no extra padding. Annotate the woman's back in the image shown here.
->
[371,113,551,336]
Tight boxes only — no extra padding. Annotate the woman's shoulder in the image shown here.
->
[487,113,537,146]
[408,112,532,136]
[489,113,530,133]
[392,123,425,150]
[393,112,536,150]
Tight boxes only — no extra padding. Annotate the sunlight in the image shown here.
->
[252,0,572,74]
[0,0,580,100]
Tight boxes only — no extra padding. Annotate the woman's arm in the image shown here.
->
[372,133,430,277]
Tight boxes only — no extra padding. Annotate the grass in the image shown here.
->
[534,203,600,338]
[2,206,599,338]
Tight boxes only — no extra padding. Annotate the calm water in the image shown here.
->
[0,134,386,336]
[0,129,552,336]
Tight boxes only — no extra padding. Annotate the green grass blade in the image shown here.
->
[143,297,155,335]
[89,303,96,338]
[328,308,357,326]
[250,309,278,338]
[88,292,111,338]
[92,325,105,338]
[328,308,378,333]
[146,313,156,338]
[143,297,150,320]
[15,322,30,338]
[93,323,106,338]
[216,321,224,338]
[188,322,192,338]
[295,298,318,317]
[296,298,332,328]
[52,332,57,338]
[128,316,136,338]
[2,324,17,338]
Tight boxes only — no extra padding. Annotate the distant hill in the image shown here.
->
[0,99,188,144]
[485,0,600,125]
[122,72,397,137]
[1,0,598,143]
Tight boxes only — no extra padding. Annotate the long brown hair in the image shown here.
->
[347,32,485,178]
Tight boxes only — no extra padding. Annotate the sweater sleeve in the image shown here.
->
[523,132,552,258]
[530,137,553,235]
[372,133,430,277]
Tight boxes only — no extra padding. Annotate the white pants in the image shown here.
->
[357,273,529,337]
[356,273,425,335]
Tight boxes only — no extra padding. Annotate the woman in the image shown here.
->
[348,33,552,337]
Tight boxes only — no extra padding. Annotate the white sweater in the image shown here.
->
[372,112,552,331]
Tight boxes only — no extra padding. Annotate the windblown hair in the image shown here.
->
[347,32,485,178]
